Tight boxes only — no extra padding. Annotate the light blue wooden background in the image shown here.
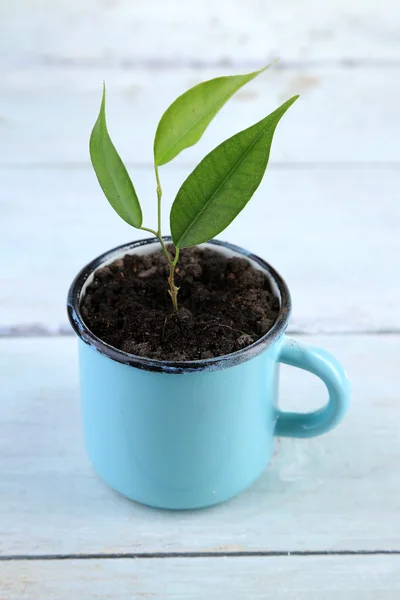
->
[1,1,400,597]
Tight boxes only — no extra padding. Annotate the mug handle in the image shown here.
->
[275,336,350,438]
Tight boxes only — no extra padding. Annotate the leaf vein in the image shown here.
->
[176,120,271,247]
[157,88,235,164]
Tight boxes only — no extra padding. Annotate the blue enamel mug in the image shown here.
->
[67,238,350,510]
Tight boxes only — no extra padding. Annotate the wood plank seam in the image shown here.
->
[2,550,400,561]
[14,58,400,69]
[1,162,400,169]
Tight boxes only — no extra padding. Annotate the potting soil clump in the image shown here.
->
[81,246,280,361]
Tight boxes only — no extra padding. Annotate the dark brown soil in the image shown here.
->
[81,245,280,361]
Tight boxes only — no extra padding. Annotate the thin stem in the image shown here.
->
[152,165,171,264]
[168,262,179,312]
[140,166,180,312]
[140,226,158,237]
[158,236,172,264]
[140,226,171,264]
[155,165,162,236]
[172,246,180,267]
[168,246,180,312]
[141,227,178,311]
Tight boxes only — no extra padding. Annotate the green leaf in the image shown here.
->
[154,63,276,166]
[170,96,299,249]
[90,83,142,228]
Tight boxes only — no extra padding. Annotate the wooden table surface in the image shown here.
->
[1,1,400,597]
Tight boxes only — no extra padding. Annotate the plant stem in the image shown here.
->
[168,261,179,312]
[160,237,172,264]
[155,165,162,236]
[155,165,179,312]
[167,246,180,313]
[172,247,180,267]
[140,167,180,312]
[139,231,180,312]
[140,226,158,237]
[153,166,174,266]
[140,226,171,263]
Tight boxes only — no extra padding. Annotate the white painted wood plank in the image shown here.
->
[1,0,399,65]
[1,335,399,555]
[1,167,399,332]
[1,66,399,165]
[1,556,400,599]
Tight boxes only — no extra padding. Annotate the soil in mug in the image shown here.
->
[81,245,280,361]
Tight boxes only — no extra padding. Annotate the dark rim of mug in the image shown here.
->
[67,238,292,374]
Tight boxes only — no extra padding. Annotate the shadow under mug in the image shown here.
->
[67,238,350,510]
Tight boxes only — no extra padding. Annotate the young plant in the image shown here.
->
[90,64,298,311]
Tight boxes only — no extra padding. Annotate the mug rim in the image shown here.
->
[67,238,292,374]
